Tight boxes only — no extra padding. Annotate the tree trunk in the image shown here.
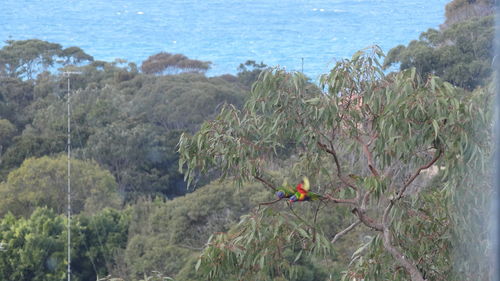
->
[382,228,425,281]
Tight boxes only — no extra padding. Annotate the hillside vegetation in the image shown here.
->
[0,0,495,280]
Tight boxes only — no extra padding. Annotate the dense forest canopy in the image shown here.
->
[0,0,495,280]
[384,0,496,90]
[442,0,495,27]
[179,46,491,281]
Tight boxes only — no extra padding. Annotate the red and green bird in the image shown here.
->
[275,180,296,199]
[288,177,322,202]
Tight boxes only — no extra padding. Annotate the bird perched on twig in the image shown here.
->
[275,180,295,199]
[288,177,322,202]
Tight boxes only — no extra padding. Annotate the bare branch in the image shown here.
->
[258,198,283,208]
[317,141,358,191]
[352,208,383,231]
[254,175,277,191]
[382,148,443,234]
[288,203,315,230]
[397,148,443,200]
[361,190,372,210]
[375,149,443,281]
[382,228,425,281]
[323,194,357,205]
[178,244,205,251]
[356,136,380,178]
[331,221,361,243]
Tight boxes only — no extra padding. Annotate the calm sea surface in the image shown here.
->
[2,0,448,79]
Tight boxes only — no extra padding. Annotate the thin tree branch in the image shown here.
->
[178,244,205,251]
[382,148,443,237]
[356,136,380,178]
[254,175,277,191]
[352,208,383,231]
[382,228,425,281]
[323,194,357,205]
[331,221,361,243]
[376,149,443,281]
[360,190,372,210]
[397,148,443,200]
[258,198,283,208]
[288,203,315,231]
[317,141,358,191]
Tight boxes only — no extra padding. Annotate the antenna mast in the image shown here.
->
[64,71,81,281]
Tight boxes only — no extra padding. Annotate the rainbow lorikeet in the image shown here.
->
[289,177,322,202]
[275,182,296,199]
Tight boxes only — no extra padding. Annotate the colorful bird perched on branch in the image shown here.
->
[275,180,295,199]
[275,177,323,202]
[290,176,310,202]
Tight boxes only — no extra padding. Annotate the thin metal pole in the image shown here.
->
[63,71,80,281]
[494,3,500,280]
[301,57,304,73]
[67,75,71,281]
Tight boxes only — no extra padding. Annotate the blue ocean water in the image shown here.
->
[2,0,448,79]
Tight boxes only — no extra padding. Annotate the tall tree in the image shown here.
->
[0,119,15,164]
[178,47,490,280]
[0,39,93,80]
[442,0,494,28]
[0,155,121,217]
[0,208,130,281]
[384,15,494,90]
[141,52,211,75]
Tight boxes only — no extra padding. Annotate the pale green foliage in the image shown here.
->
[0,207,130,281]
[384,16,494,90]
[197,207,333,281]
[125,239,191,279]
[0,155,121,217]
[99,273,175,281]
[180,45,488,193]
[123,180,272,280]
[179,47,491,280]
[0,119,15,147]
[0,39,93,80]
[0,208,67,281]
[0,39,249,200]
[344,188,453,280]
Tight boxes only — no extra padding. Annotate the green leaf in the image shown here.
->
[294,250,303,263]
[432,120,439,139]
[195,258,202,271]
[297,228,310,239]
[304,97,321,105]
[259,255,265,269]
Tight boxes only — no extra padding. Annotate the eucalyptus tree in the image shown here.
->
[0,39,93,80]
[442,0,494,28]
[384,15,494,90]
[141,52,211,75]
[0,155,121,217]
[0,119,15,161]
[178,47,490,280]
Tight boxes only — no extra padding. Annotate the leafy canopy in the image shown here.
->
[179,46,490,280]
[0,39,93,80]
[384,16,494,90]
[141,52,211,75]
[0,155,121,217]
